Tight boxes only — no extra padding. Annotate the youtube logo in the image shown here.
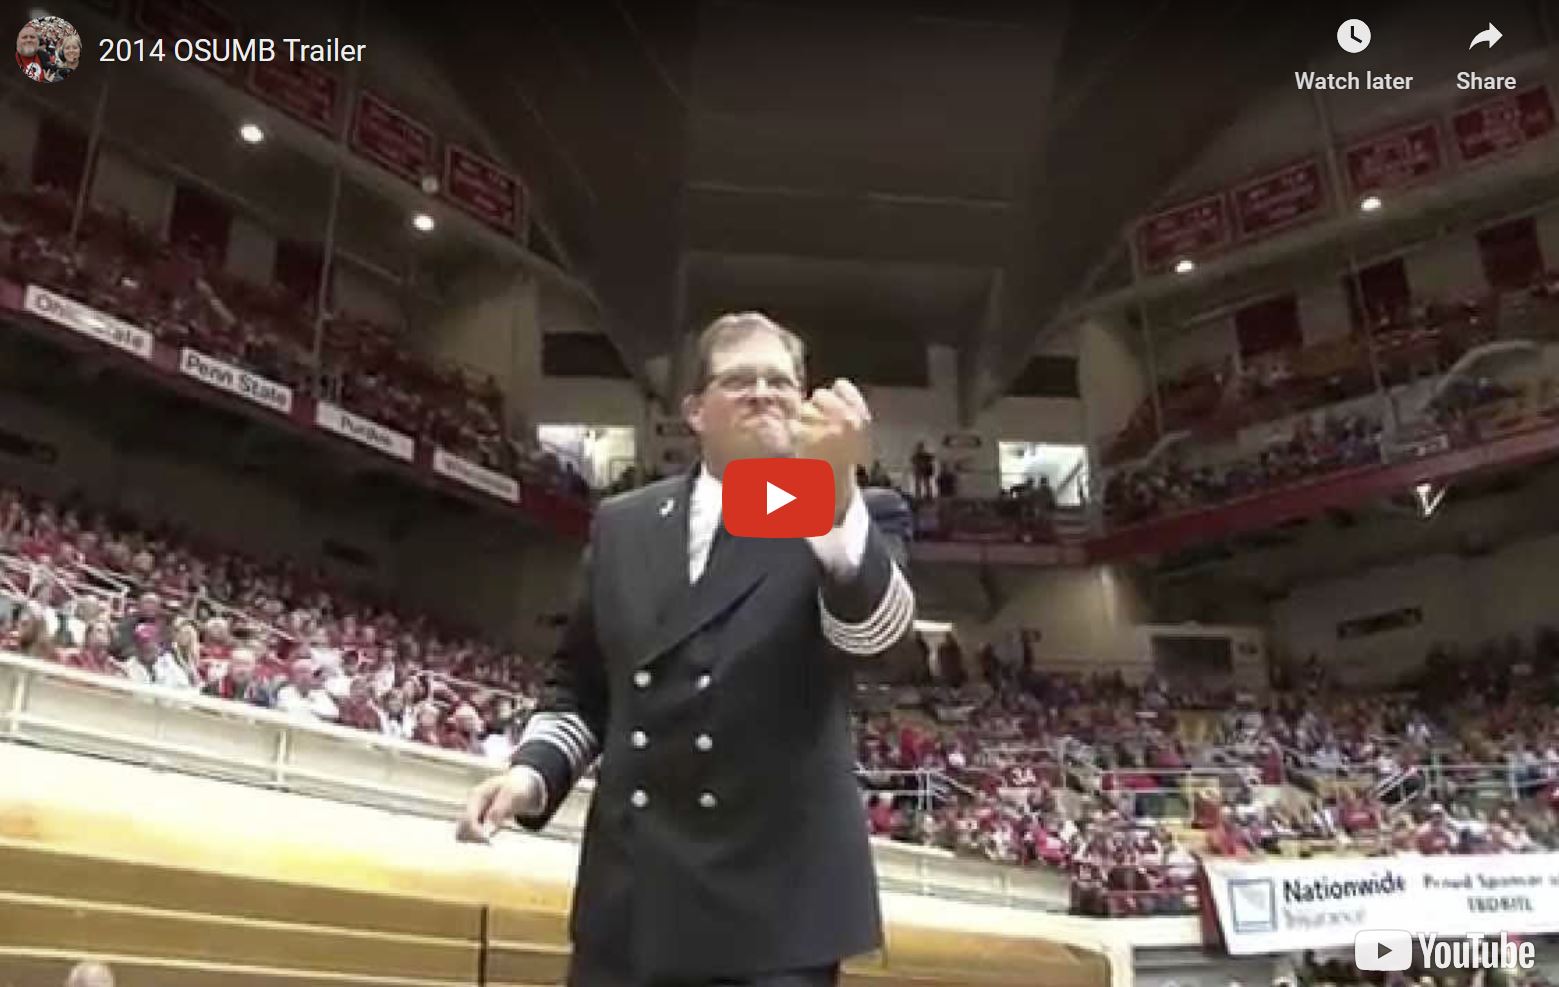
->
[1355,930,1412,972]
[723,458,836,538]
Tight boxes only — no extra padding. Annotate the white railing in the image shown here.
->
[0,650,1073,912]
[0,551,128,618]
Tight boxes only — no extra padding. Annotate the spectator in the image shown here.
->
[4,600,57,661]
[63,617,116,676]
[1035,476,1057,514]
[381,688,410,740]
[336,675,386,733]
[157,616,203,690]
[444,703,485,755]
[910,441,935,500]
[115,592,165,654]
[410,702,443,745]
[203,646,270,707]
[273,658,338,722]
[935,460,958,499]
[113,623,160,685]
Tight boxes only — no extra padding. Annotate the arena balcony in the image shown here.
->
[0,4,618,543]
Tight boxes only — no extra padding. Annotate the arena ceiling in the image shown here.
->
[20,0,1406,413]
[435,0,1384,410]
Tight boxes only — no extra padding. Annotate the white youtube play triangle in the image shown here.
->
[765,481,796,515]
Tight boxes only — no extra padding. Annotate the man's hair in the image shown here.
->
[689,312,806,394]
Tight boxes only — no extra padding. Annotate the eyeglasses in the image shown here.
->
[706,368,802,396]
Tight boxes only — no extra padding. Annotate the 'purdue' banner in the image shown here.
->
[1203,853,1559,955]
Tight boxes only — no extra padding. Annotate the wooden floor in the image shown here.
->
[0,839,1113,987]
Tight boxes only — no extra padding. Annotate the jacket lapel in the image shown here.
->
[635,469,770,670]
[640,468,697,630]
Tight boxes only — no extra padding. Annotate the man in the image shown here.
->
[203,647,270,707]
[458,312,915,986]
[274,657,339,722]
[115,592,164,655]
[16,23,41,82]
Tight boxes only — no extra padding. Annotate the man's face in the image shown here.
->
[17,26,36,56]
[683,331,803,466]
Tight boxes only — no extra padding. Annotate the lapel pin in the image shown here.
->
[660,498,675,518]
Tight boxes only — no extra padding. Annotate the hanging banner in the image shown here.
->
[23,285,153,360]
[1136,194,1232,273]
[135,0,240,78]
[248,61,339,134]
[432,448,520,504]
[1344,120,1445,195]
[1202,852,1559,956]
[1231,158,1327,240]
[315,401,415,462]
[444,144,523,233]
[1453,85,1556,164]
[178,348,293,415]
[350,91,438,186]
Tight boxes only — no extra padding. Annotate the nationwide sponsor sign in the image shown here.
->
[315,401,414,462]
[350,91,438,186]
[1203,853,1559,955]
[1452,85,1556,164]
[23,285,154,360]
[178,348,293,415]
[1135,193,1232,273]
[1343,120,1445,195]
[444,144,523,233]
[432,448,520,504]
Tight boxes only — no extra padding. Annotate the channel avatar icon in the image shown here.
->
[17,16,80,84]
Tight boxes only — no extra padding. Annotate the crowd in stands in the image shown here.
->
[9,460,1559,924]
[0,483,540,760]
[1103,289,1520,468]
[848,622,1559,918]
[0,180,587,497]
[1104,411,1385,525]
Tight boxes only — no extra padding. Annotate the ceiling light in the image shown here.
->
[238,123,265,144]
[1359,195,1383,213]
[411,212,436,233]
[1173,258,1195,274]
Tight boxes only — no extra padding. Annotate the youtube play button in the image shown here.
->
[723,458,836,538]
[1354,930,1412,971]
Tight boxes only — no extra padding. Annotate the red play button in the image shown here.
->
[723,458,836,538]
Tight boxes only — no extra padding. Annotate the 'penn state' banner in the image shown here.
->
[1202,852,1559,955]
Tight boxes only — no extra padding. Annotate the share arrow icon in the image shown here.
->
[1470,23,1502,49]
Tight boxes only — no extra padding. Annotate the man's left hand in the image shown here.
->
[794,378,871,524]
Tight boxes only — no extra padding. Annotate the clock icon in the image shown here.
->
[1337,18,1371,53]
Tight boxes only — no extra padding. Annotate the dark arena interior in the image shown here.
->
[3,0,1559,985]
